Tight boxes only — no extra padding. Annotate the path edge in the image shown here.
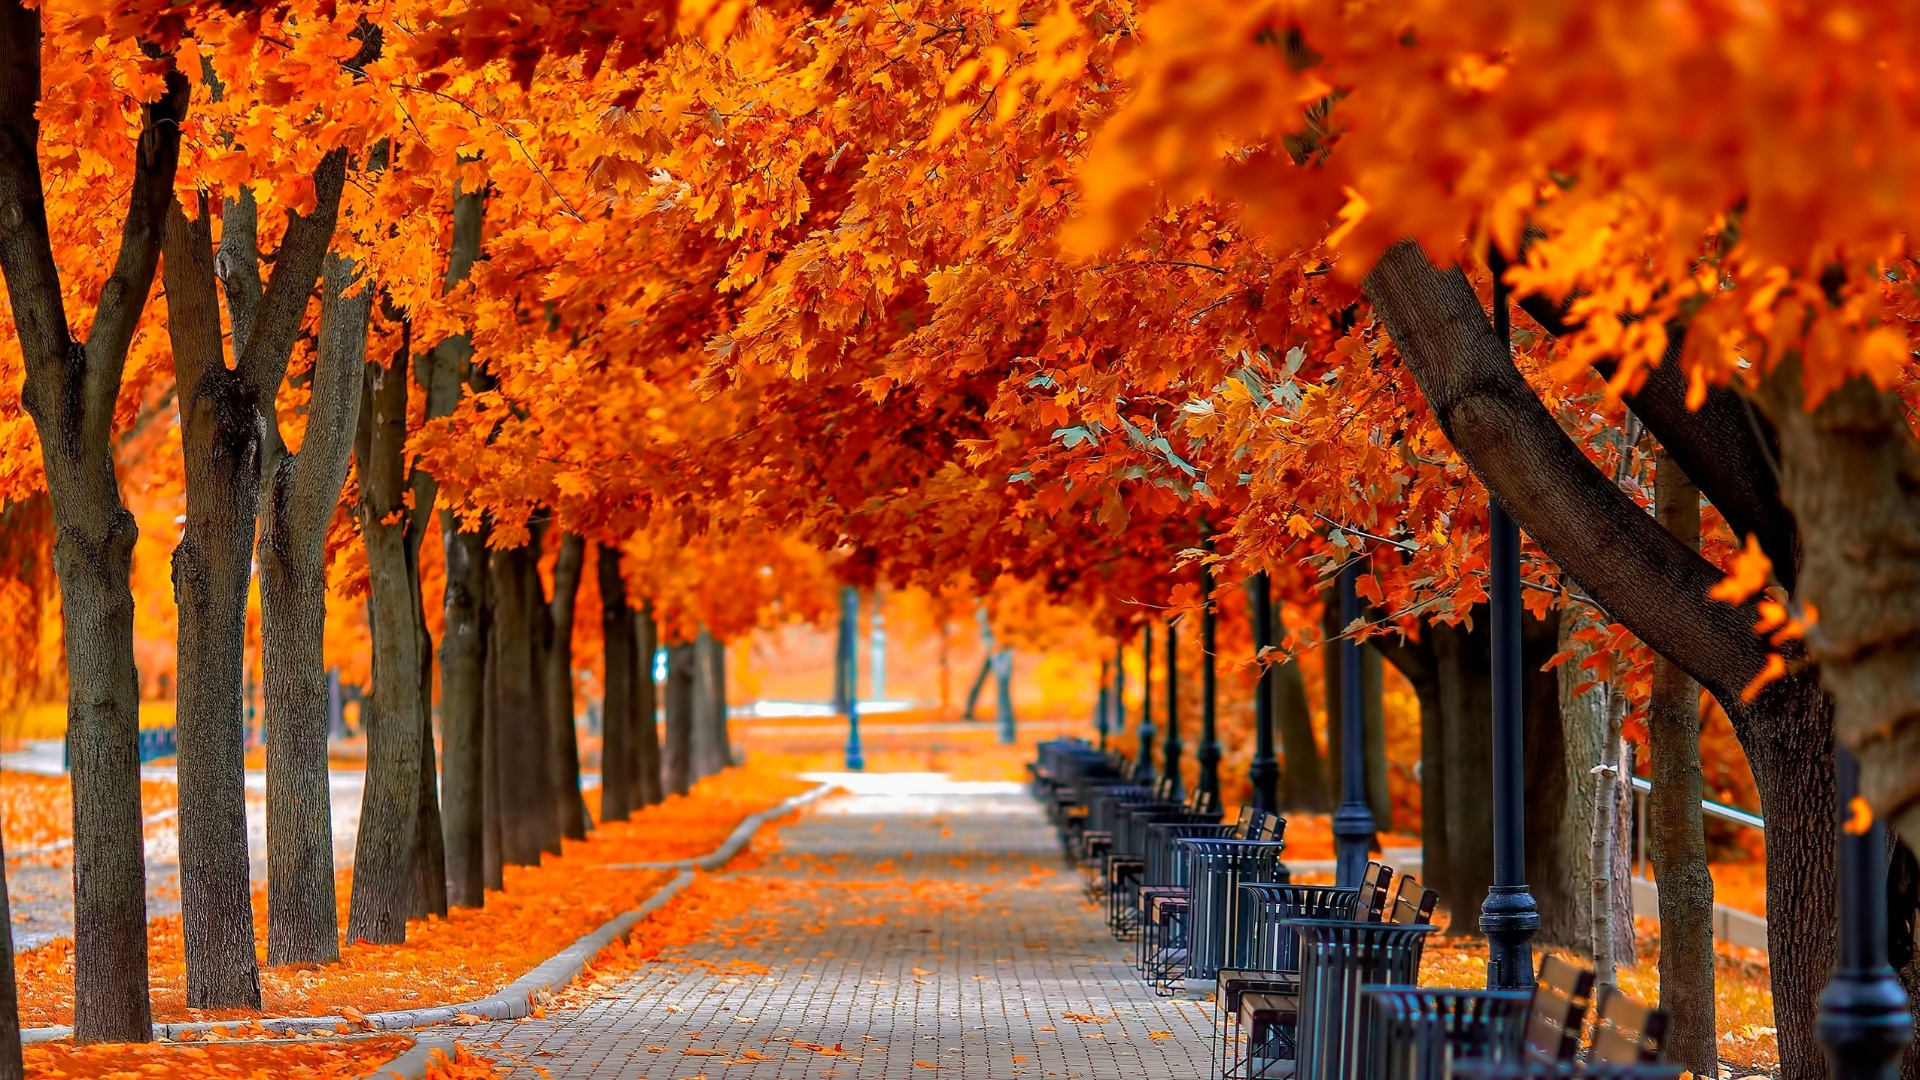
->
[18,782,835,1054]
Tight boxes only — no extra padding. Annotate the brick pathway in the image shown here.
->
[468,773,1216,1079]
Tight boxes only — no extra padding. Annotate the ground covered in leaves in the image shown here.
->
[15,761,810,1030]
[23,1035,504,1079]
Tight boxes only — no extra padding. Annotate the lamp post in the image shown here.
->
[1247,570,1279,814]
[1197,560,1222,809]
[1162,617,1183,800]
[1816,746,1911,1079]
[1135,623,1157,783]
[841,586,864,771]
[1481,502,1540,989]
[1113,641,1126,760]
[1095,660,1110,750]
[1332,560,1377,887]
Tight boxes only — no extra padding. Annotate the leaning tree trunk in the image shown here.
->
[547,534,589,839]
[598,544,636,822]
[259,252,367,964]
[490,538,556,864]
[440,517,490,906]
[635,604,663,807]
[663,641,696,797]
[347,328,425,945]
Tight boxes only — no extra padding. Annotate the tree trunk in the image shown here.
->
[1550,613,1604,957]
[713,635,733,767]
[598,545,636,821]
[347,329,425,945]
[481,615,504,891]
[490,538,556,864]
[161,202,265,1007]
[1274,658,1329,812]
[635,605,663,807]
[0,836,18,1079]
[440,519,488,906]
[664,641,695,797]
[0,23,185,1038]
[547,534,589,839]
[260,253,367,964]
[1643,449,1719,1075]
[526,542,560,857]
[693,628,724,779]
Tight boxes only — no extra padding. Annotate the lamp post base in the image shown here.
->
[1480,884,1541,991]
[1247,756,1279,816]
[1331,799,1375,888]
[1817,967,1912,1080]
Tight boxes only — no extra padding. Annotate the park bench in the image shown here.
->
[1211,862,1398,1077]
[1220,871,1439,1079]
[1104,787,1224,936]
[1421,955,1679,1079]
[1141,811,1287,995]
[1079,773,1178,898]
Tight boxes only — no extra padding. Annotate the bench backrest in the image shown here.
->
[1252,810,1284,841]
[1586,984,1669,1064]
[1152,774,1177,800]
[1385,875,1439,925]
[1229,805,1258,838]
[1524,954,1597,1063]
[1354,861,1395,921]
[1185,787,1222,816]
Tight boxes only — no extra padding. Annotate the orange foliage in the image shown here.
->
[22,1035,505,1079]
[0,771,177,854]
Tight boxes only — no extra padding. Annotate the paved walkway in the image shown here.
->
[467,773,1216,1079]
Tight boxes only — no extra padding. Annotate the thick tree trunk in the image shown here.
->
[1367,242,1835,1078]
[527,547,561,857]
[0,19,186,1039]
[481,619,504,891]
[440,519,489,906]
[598,544,636,822]
[490,539,557,864]
[547,534,589,839]
[635,605,663,807]
[691,629,719,779]
[1274,657,1329,811]
[347,332,425,945]
[260,253,367,964]
[1551,614,1604,957]
[1645,450,1719,1076]
[663,641,696,797]
[161,203,264,1007]
[409,634,447,921]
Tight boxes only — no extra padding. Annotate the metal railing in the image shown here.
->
[1627,775,1763,879]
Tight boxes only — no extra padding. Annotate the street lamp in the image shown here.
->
[1247,570,1279,814]
[1481,502,1540,990]
[1162,617,1183,800]
[1197,559,1222,809]
[1816,746,1911,1078]
[1332,560,1377,887]
[841,586,864,771]
[1135,623,1157,784]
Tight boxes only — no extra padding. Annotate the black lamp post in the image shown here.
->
[1332,560,1377,887]
[1197,561,1222,809]
[841,585,864,771]
[1247,570,1280,814]
[1113,640,1126,760]
[1816,746,1911,1078]
[1136,624,1158,783]
[1095,660,1110,750]
[1162,617,1183,800]
[1481,502,1539,989]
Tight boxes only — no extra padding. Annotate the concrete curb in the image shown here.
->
[361,1032,462,1080]
[20,782,835,1052]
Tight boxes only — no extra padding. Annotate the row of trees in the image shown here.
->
[0,1,1917,1079]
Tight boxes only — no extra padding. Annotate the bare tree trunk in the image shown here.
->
[1591,684,1626,987]
[548,534,589,839]
[597,545,635,822]
[635,605,663,807]
[526,539,560,856]
[347,326,424,945]
[481,617,503,891]
[693,628,723,779]
[1646,449,1718,1075]
[260,252,366,964]
[663,641,695,797]
[489,539,555,864]
[440,519,489,906]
